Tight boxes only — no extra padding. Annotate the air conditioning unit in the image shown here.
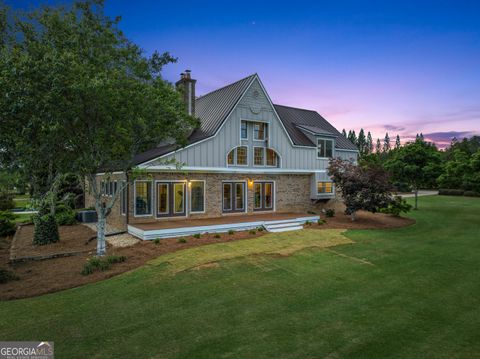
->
[76,210,98,223]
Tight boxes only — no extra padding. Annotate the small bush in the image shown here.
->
[249,229,256,235]
[178,237,187,243]
[214,233,221,239]
[317,219,326,225]
[106,255,127,264]
[0,211,16,237]
[0,268,19,283]
[154,238,161,245]
[464,191,480,197]
[228,229,234,235]
[33,214,59,245]
[257,227,264,232]
[305,220,312,226]
[193,233,201,239]
[0,192,14,211]
[325,209,335,218]
[393,181,412,193]
[380,196,412,216]
[438,189,464,196]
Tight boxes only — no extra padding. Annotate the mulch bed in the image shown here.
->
[10,224,97,262]
[0,212,414,300]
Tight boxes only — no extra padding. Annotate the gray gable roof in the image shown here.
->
[274,104,358,151]
[133,74,357,166]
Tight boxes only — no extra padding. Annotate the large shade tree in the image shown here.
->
[385,139,442,209]
[0,0,197,255]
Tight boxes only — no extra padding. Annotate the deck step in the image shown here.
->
[264,221,303,233]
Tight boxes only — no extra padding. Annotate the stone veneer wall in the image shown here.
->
[84,172,341,230]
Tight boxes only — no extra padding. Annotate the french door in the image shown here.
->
[222,182,246,213]
[254,181,274,211]
[156,182,186,217]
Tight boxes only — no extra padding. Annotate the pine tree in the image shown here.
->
[376,138,382,153]
[383,133,391,152]
[349,130,357,145]
[357,128,366,155]
[395,134,401,149]
[348,130,353,141]
[342,129,347,137]
[366,131,373,154]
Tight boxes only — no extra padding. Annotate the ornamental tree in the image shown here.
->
[0,1,197,255]
[328,158,394,221]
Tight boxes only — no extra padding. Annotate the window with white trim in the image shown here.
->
[254,147,264,166]
[253,122,267,140]
[241,120,248,139]
[190,181,205,213]
[135,181,152,216]
[317,182,333,194]
[317,138,334,158]
[266,149,279,167]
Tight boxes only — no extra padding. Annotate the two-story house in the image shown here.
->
[86,72,358,239]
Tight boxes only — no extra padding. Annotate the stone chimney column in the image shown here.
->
[175,69,196,116]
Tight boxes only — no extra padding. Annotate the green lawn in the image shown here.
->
[1,196,480,358]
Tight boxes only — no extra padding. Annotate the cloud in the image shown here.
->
[416,131,479,149]
[384,125,405,132]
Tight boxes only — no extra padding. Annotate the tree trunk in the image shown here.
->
[414,189,419,210]
[96,204,107,256]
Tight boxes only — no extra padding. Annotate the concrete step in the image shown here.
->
[267,225,304,233]
[265,221,303,229]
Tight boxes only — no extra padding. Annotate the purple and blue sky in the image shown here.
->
[9,0,480,148]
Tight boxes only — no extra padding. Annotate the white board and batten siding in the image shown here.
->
[148,78,357,171]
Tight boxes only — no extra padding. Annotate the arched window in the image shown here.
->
[266,148,280,167]
[227,146,248,166]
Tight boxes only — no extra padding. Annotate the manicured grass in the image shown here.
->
[13,212,32,223]
[1,196,479,358]
[13,194,31,208]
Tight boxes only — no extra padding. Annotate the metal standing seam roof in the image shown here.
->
[133,74,357,165]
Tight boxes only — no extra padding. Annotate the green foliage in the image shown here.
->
[249,230,256,235]
[325,209,335,218]
[55,204,77,225]
[192,233,200,239]
[317,219,326,225]
[178,237,188,243]
[154,238,161,245]
[379,196,412,216]
[305,220,312,226]
[463,190,480,197]
[257,227,264,232]
[32,214,59,245]
[0,192,14,211]
[0,268,19,283]
[214,234,221,239]
[106,255,127,264]
[81,255,125,275]
[228,230,235,235]
[0,211,16,237]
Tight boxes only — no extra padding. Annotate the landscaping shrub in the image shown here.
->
[0,268,19,283]
[33,214,59,245]
[325,209,335,218]
[106,255,127,264]
[192,233,200,239]
[55,203,77,225]
[438,189,465,196]
[178,237,187,243]
[305,220,312,226]
[249,230,256,235]
[154,238,161,245]
[380,196,412,216]
[317,219,326,225]
[463,190,480,197]
[228,229,234,235]
[257,227,264,232]
[214,233,221,239]
[393,181,412,193]
[0,192,14,211]
[0,211,16,237]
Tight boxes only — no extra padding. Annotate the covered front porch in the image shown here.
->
[128,212,320,240]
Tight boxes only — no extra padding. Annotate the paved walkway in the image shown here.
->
[398,190,438,198]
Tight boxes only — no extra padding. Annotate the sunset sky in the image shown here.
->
[9,0,480,148]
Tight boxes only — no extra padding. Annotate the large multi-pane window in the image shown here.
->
[317,182,333,194]
[254,122,267,140]
[317,138,334,158]
[190,181,205,213]
[227,146,248,166]
[135,181,152,216]
[241,120,248,139]
[223,182,245,212]
[254,181,274,211]
[254,147,264,166]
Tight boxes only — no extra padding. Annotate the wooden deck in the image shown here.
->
[128,213,320,240]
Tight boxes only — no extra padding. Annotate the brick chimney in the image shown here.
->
[176,70,196,116]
